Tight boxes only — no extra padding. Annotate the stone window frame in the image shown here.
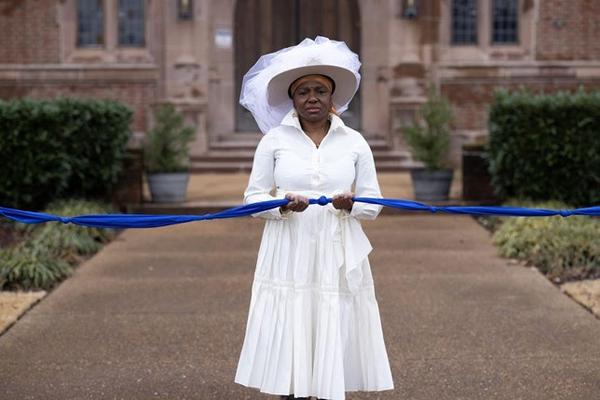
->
[438,0,535,63]
[60,0,154,63]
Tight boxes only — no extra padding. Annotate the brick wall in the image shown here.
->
[442,79,600,131]
[537,0,600,61]
[0,82,158,131]
[0,0,60,64]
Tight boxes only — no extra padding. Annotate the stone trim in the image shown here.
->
[437,62,600,80]
[0,64,158,83]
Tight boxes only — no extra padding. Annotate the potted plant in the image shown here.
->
[403,86,454,201]
[145,103,195,203]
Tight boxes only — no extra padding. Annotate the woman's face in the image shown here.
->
[291,79,333,124]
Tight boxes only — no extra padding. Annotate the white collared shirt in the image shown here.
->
[244,108,383,220]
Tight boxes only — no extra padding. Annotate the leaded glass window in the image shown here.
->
[492,0,518,44]
[118,0,145,47]
[77,0,104,47]
[451,0,478,45]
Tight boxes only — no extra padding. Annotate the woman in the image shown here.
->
[234,37,394,400]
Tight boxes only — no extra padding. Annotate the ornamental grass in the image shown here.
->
[491,200,600,282]
[0,199,117,290]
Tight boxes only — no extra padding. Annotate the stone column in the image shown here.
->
[161,0,210,156]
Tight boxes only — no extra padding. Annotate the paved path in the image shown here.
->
[1,214,599,399]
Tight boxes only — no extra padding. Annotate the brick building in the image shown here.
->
[1,0,599,170]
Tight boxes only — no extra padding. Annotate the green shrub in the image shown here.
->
[145,103,195,173]
[0,98,132,209]
[488,89,600,207]
[0,199,117,290]
[402,86,453,170]
[492,200,600,282]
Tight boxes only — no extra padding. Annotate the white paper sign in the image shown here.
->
[215,29,232,49]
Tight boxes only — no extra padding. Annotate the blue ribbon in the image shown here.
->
[0,197,598,229]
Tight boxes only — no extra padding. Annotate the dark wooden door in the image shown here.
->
[234,0,361,132]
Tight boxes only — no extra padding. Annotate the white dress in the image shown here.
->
[234,109,394,400]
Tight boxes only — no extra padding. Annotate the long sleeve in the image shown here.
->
[244,134,288,220]
[349,139,383,220]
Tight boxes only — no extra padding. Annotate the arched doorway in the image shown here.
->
[234,0,361,132]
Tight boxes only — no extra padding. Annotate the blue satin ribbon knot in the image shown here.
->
[0,198,598,229]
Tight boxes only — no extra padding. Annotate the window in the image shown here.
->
[77,0,104,47]
[442,0,529,61]
[118,0,145,47]
[76,0,146,49]
[451,0,478,45]
[492,0,518,44]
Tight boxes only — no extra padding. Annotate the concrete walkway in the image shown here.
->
[1,175,599,399]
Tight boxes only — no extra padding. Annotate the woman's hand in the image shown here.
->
[332,192,354,211]
[280,193,309,213]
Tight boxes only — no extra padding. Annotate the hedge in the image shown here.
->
[0,98,132,210]
[488,89,600,207]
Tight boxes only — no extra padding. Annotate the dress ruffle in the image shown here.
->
[234,198,394,400]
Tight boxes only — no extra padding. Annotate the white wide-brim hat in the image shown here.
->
[240,36,361,134]
[267,64,358,109]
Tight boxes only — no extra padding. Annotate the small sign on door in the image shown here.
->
[215,29,232,49]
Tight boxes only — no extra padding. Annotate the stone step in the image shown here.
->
[191,151,254,163]
[191,149,412,163]
[208,137,392,152]
[190,161,253,173]
[190,158,420,173]
[208,140,261,152]
[192,138,413,173]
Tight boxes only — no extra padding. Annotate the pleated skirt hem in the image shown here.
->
[233,379,395,398]
[234,282,394,400]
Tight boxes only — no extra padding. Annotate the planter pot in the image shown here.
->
[147,172,189,203]
[462,145,500,203]
[410,168,454,202]
[112,148,144,209]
